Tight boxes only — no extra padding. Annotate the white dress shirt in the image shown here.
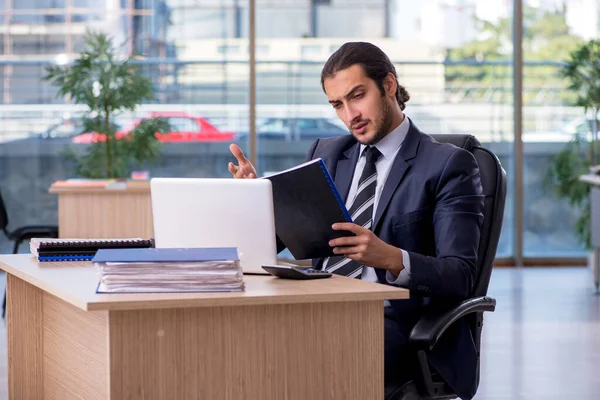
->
[323,115,412,289]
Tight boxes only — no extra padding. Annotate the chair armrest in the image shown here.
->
[409,296,496,351]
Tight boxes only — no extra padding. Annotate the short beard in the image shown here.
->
[357,96,394,146]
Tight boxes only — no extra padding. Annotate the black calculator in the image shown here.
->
[262,265,332,280]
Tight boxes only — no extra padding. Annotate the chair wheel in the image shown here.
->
[399,382,422,400]
[385,381,421,400]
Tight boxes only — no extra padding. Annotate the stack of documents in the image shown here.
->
[92,247,244,293]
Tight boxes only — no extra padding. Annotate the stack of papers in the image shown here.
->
[93,247,244,293]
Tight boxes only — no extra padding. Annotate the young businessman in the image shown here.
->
[228,42,484,400]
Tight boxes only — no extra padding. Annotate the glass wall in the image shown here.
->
[0,0,248,253]
[0,0,594,261]
[252,0,514,257]
[522,0,594,257]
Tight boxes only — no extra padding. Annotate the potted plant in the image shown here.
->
[549,39,600,248]
[44,31,169,179]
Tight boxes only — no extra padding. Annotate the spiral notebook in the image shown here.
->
[30,238,155,262]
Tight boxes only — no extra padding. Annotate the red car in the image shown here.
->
[71,112,235,143]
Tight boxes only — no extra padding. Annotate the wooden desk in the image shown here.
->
[49,182,152,239]
[0,255,409,400]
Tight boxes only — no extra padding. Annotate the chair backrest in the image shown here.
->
[430,134,507,298]
[0,191,8,231]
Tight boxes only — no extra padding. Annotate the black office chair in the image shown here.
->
[1,190,59,316]
[386,134,507,400]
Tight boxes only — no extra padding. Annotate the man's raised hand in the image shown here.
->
[228,144,258,179]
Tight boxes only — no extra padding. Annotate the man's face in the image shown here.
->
[324,64,395,146]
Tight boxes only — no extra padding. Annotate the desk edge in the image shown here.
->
[86,289,410,311]
[0,260,409,312]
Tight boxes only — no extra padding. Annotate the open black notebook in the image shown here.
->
[30,238,155,262]
[264,158,353,260]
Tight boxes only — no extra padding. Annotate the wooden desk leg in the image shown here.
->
[7,275,43,400]
[7,275,109,400]
[108,301,384,400]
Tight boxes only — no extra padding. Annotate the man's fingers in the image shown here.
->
[229,145,257,179]
[329,236,362,247]
[332,222,367,234]
[229,144,250,165]
[229,162,256,179]
[228,162,238,175]
[332,246,363,256]
[228,162,246,178]
[237,165,249,177]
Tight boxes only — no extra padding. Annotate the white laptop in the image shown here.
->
[150,178,278,274]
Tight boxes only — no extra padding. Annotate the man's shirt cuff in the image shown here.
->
[385,249,411,287]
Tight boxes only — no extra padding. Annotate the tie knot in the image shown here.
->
[365,146,382,164]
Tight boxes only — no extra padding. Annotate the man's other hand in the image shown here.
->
[228,144,258,179]
[330,222,405,276]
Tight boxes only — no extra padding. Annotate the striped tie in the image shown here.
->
[324,146,382,278]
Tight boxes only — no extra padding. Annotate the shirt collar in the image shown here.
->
[359,114,409,160]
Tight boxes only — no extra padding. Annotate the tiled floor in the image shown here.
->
[476,267,600,399]
[0,267,599,399]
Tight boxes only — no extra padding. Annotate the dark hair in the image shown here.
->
[320,42,410,110]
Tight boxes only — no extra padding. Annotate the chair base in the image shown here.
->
[386,380,459,400]
[386,381,422,400]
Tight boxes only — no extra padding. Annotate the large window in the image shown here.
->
[0,0,592,263]
[0,0,248,253]
[252,0,513,257]
[522,1,594,257]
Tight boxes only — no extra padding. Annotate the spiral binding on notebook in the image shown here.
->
[317,159,353,222]
[31,237,155,261]
[37,238,154,249]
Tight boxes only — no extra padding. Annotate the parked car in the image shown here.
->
[71,112,235,144]
[236,117,348,141]
[31,117,89,140]
[562,116,600,139]
[523,117,600,143]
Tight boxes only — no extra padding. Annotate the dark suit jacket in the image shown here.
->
[306,119,484,400]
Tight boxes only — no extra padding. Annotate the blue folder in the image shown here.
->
[92,247,239,263]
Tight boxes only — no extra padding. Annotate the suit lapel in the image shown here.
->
[373,120,421,230]
[334,143,360,203]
